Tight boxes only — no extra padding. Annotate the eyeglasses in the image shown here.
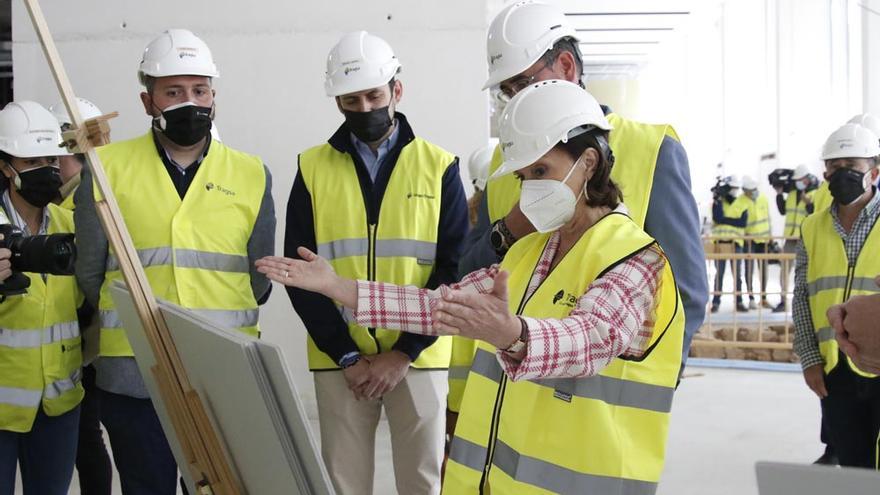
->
[497,60,550,102]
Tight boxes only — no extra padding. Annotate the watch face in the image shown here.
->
[490,230,504,250]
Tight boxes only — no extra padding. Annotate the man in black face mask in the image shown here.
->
[285,31,467,494]
[73,29,276,495]
[793,122,880,469]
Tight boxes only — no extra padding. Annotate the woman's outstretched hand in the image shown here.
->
[432,270,521,350]
[256,247,338,295]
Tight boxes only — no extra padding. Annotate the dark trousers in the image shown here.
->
[821,359,880,468]
[745,241,768,300]
[76,365,112,495]
[101,391,179,495]
[0,406,81,495]
[713,243,744,304]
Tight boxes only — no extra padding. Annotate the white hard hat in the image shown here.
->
[0,101,70,158]
[742,176,758,190]
[48,97,103,127]
[492,80,612,178]
[725,175,742,188]
[138,29,219,85]
[847,114,880,139]
[325,31,401,97]
[821,123,880,161]
[483,1,579,90]
[468,144,495,190]
[792,164,810,180]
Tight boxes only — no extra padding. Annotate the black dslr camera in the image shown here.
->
[768,168,795,193]
[711,177,731,200]
[0,224,76,296]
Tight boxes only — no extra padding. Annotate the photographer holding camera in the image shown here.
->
[0,101,84,495]
[711,175,749,313]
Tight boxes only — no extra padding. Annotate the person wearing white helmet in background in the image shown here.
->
[258,79,684,495]
[466,143,494,226]
[711,174,750,313]
[456,2,706,393]
[47,97,105,212]
[73,29,276,494]
[793,123,880,469]
[741,175,773,309]
[282,31,466,495]
[47,96,114,495]
[774,163,818,312]
[0,101,84,494]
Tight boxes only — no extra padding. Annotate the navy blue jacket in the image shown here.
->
[285,113,468,365]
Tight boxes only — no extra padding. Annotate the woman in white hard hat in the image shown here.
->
[0,101,84,494]
[793,122,880,468]
[259,80,684,494]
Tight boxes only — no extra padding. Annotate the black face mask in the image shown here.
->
[828,167,869,206]
[11,165,62,208]
[153,102,213,147]
[343,106,393,143]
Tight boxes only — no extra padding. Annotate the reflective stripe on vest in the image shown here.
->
[0,204,84,432]
[449,437,658,495]
[745,195,771,237]
[486,114,676,229]
[801,207,880,377]
[96,133,264,358]
[448,335,479,412]
[443,213,684,494]
[299,137,453,370]
[713,196,748,245]
[468,347,675,413]
[106,248,249,273]
[317,238,437,264]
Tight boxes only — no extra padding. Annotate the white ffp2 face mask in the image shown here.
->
[519,157,585,233]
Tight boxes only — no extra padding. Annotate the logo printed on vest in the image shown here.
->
[205,182,236,196]
[407,192,435,200]
[552,289,577,308]
[553,389,573,403]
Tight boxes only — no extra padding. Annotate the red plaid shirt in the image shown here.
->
[354,232,667,381]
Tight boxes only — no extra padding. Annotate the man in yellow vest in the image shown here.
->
[774,164,817,312]
[452,0,706,441]
[794,122,880,468]
[74,29,276,494]
[285,31,467,495]
[742,175,773,309]
[711,175,749,313]
[0,101,84,494]
[49,97,114,495]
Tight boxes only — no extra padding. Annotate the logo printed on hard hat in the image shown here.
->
[489,53,503,65]
[500,141,513,152]
[177,47,198,59]
[344,66,361,76]
[35,136,53,144]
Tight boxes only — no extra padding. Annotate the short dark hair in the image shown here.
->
[554,129,622,209]
[541,37,584,84]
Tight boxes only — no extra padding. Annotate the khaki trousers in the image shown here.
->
[314,368,447,495]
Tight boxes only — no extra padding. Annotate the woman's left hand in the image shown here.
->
[432,270,521,350]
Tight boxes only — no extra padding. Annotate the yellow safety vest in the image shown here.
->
[95,133,264,357]
[801,206,880,378]
[459,112,678,414]
[812,182,833,214]
[712,196,749,246]
[744,194,771,238]
[0,204,84,432]
[299,138,454,370]
[444,212,684,495]
[784,190,815,237]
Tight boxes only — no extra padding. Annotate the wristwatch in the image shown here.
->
[338,352,362,369]
[490,219,516,256]
[503,317,529,354]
